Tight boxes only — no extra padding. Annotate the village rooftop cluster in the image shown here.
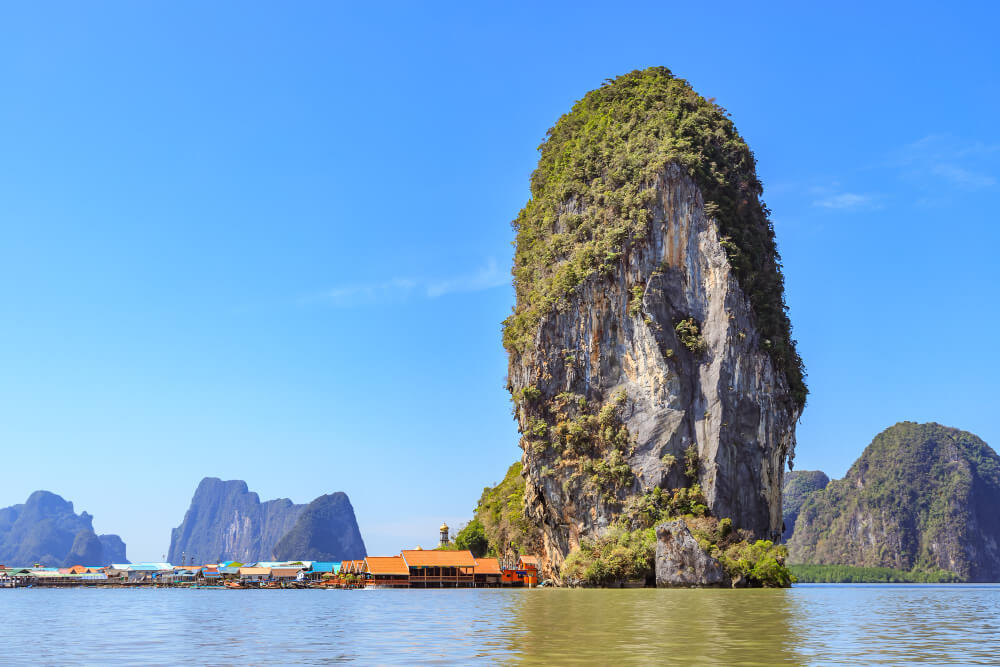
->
[2,523,542,589]
[1,551,541,589]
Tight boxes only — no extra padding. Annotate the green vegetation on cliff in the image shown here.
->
[788,564,961,583]
[524,390,637,503]
[562,486,791,587]
[787,422,1000,582]
[472,462,539,556]
[502,66,805,407]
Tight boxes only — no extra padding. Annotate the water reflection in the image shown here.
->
[508,588,803,665]
[788,584,1000,665]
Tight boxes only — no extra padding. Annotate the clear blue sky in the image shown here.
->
[2,1,997,562]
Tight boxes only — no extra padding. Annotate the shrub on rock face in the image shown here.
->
[561,525,657,586]
[719,540,792,588]
[674,318,707,355]
[562,512,792,588]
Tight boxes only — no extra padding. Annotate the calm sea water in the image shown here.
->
[0,585,998,665]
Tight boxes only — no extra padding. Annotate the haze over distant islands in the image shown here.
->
[0,491,127,566]
[167,477,366,564]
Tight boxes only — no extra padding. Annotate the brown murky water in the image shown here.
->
[1,584,997,664]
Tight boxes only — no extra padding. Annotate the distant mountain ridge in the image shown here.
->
[786,422,1000,582]
[0,491,128,566]
[781,470,829,542]
[168,478,366,563]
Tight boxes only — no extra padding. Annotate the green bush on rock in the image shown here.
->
[472,463,539,556]
[562,492,791,587]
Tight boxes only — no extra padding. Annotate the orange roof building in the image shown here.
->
[400,549,476,569]
[473,558,501,575]
[517,555,540,570]
[364,557,409,576]
[401,549,475,587]
[363,556,410,587]
[474,557,502,586]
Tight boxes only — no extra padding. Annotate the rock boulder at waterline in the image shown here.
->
[655,520,728,587]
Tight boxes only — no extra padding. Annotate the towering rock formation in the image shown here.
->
[0,490,128,566]
[781,470,829,542]
[272,493,367,561]
[168,478,366,563]
[503,68,805,573]
[787,422,1000,582]
[168,478,304,563]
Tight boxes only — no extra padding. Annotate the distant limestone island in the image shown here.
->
[784,422,1000,583]
[168,477,367,564]
[0,491,127,567]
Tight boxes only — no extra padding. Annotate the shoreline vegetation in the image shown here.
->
[789,564,963,584]
[471,462,794,588]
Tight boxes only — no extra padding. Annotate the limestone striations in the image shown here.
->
[503,68,805,576]
[0,490,128,566]
[168,478,366,563]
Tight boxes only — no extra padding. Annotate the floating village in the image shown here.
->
[0,523,541,590]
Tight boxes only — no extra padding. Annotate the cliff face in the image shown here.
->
[787,422,1000,582]
[0,490,128,566]
[503,68,804,575]
[272,493,367,561]
[168,478,367,563]
[781,470,829,542]
[168,478,304,563]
